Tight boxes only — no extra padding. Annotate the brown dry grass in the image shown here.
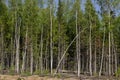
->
[0,75,78,80]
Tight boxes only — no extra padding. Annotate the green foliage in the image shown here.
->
[55,73,62,78]
[42,70,49,75]
[85,0,98,26]
[9,66,15,75]
[115,67,120,77]
[21,71,31,76]
[0,0,7,17]
[33,70,49,75]
[33,70,40,75]
[57,0,64,23]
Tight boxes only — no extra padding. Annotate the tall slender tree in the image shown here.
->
[49,0,53,74]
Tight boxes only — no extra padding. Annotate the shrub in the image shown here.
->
[115,67,120,77]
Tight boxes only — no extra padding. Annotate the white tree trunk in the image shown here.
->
[99,26,105,76]
[30,44,33,75]
[94,40,96,75]
[89,20,92,76]
[50,4,53,74]
[108,11,111,76]
[15,15,20,74]
[40,25,43,74]
[115,45,117,74]
[22,26,28,73]
[76,11,80,77]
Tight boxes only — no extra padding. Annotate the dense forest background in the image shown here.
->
[0,0,120,77]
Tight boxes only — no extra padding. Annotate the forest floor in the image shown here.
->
[0,74,119,80]
[0,74,78,80]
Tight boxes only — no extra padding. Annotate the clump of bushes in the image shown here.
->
[21,71,31,77]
